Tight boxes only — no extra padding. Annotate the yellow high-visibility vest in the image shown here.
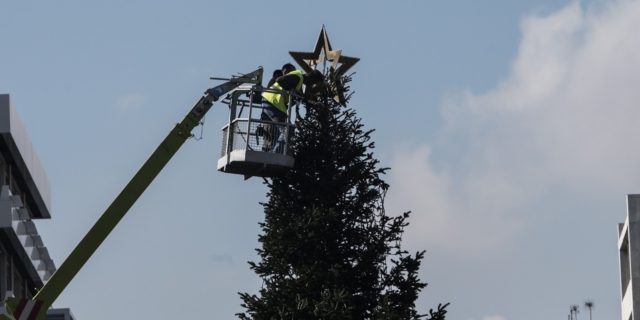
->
[263,70,303,114]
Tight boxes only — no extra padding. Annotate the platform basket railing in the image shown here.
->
[220,118,294,157]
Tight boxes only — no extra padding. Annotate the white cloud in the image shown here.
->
[388,0,640,255]
[115,93,147,109]
[388,146,525,256]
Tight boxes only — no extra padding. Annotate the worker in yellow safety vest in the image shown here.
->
[267,63,296,88]
[260,68,324,153]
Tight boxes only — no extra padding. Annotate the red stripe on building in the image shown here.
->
[12,299,28,318]
[26,300,43,320]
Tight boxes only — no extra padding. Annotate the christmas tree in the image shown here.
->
[237,65,448,319]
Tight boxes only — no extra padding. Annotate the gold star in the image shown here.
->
[289,25,360,77]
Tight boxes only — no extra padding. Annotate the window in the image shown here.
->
[5,258,11,291]
[22,279,28,299]
[621,232,631,296]
[0,160,7,186]
[0,153,5,184]
[13,272,22,298]
[9,173,18,196]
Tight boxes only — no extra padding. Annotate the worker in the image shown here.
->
[261,69,324,153]
[266,70,283,89]
[255,63,297,144]
[282,63,296,75]
[266,63,296,88]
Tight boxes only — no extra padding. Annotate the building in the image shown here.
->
[46,308,77,320]
[0,94,77,319]
[618,194,640,320]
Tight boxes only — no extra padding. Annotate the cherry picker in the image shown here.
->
[2,67,298,320]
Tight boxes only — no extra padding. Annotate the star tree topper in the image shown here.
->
[289,25,360,76]
[289,25,360,104]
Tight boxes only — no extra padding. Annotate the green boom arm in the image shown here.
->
[2,68,263,320]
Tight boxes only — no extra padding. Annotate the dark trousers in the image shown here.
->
[260,101,286,153]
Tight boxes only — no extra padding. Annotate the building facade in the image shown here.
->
[46,308,77,320]
[0,94,77,319]
[618,194,640,320]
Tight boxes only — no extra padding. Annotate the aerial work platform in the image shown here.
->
[217,86,299,179]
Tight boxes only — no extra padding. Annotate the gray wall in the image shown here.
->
[0,94,51,218]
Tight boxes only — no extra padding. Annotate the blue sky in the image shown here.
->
[2,1,636,319]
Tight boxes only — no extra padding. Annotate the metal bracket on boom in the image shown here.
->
[192,68,263,118]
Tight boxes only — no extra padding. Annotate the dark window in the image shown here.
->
[13,272,22,298]
[5,259,11,291]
